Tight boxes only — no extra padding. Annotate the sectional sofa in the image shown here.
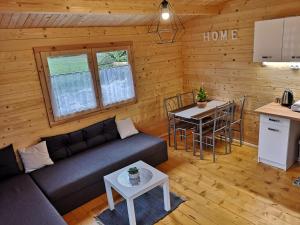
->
[0,117,168,225]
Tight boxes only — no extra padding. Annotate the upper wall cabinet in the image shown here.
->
[253,16,300,63]
[282,17,300,62]
[253,18,284,62]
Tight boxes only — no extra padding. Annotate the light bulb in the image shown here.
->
[161,8,170,20]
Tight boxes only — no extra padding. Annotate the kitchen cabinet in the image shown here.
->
[256,103,300,170]
[282,16,300,62]
[253,18,284,62]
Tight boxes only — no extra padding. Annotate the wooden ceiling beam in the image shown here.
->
[0,0,221,16]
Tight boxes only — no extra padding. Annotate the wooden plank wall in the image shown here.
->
[0,26,183,149]
[182,0,300,144]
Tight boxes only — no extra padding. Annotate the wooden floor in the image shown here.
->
[63,141,300,225]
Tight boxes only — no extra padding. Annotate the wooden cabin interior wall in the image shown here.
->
[182,0,300,144]
[1,0,300,150]
[0,26,183,149]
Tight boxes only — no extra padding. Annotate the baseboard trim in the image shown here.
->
[231,138,258,148]
[216,136,258,149]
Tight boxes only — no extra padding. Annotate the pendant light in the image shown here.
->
[161,0,170,20]
[148,0,184,44]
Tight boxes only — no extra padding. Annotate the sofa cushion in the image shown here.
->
[30,133,167,213]
[83,117,119,148]
[0,174,67,225]
[43,134,70,161]
[43,118,119,162]
[68,130,87,155]
[0,144,21,181]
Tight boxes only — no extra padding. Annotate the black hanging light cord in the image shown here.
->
[161,0,169,8]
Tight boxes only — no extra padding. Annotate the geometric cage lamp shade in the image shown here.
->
[148,0,185,44]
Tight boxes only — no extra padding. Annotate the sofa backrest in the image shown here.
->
[43,117,120,162]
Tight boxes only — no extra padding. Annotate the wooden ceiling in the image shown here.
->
[0,13,200,28]
[0,0,229,28]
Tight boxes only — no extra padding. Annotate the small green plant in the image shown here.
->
[128,167,139,175]
[197,87,208,102]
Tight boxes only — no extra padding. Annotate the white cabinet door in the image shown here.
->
[258,115,290,166]
[253,18,284,62]
[282,16,300,62]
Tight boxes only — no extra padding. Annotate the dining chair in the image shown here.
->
[230,96,246,146]
[164,94,197,151]
[175,90,198,150]
[173,117,198,151]
[192,102,234,162]
[164,95,180,147]
[177,91,196,107]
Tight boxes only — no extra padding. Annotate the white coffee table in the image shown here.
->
[104,161,171,225]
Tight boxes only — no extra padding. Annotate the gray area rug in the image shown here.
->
[96,186,185,225]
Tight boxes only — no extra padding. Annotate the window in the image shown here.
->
[34,42,136,125]
[94,49,135,107]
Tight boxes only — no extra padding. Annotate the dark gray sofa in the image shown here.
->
[29,117,168,214]
[0,174,67,225]
[31,133,168,214]
[0,117,168,225]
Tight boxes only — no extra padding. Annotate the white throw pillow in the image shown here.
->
[19,141,54,173]
[116,118,139,139]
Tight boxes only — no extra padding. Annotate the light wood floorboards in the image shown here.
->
[63,141,300,225]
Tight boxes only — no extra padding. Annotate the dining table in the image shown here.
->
[171,100,227,159]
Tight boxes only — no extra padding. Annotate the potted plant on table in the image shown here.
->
[128,167,140,186]
[196,86,208,108]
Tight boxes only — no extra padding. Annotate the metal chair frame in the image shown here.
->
[177,91,196,108]
[230,96,246,146]
[173,117,199,151]
[174,91,199,150]
[192,102,234,162]
[164,95,181,147]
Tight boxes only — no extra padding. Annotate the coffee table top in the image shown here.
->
[104,161,168,199]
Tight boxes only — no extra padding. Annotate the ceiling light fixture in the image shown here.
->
[148,0,184,44]
[161,0,170,20]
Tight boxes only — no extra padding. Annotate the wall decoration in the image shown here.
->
[203,29,238,41]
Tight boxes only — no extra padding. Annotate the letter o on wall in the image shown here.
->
[212,31,219,41]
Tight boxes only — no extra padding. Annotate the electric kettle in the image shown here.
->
[281,89,294,108]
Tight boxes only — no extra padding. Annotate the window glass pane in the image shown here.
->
[96,50,135,106]
[47,54,97,118]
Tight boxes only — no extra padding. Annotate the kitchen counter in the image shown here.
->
[255,102,300,121]
[255,102,300,171]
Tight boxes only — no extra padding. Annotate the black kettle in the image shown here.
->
[281,89,294,108]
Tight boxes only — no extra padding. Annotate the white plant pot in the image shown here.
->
[128,172,140,186]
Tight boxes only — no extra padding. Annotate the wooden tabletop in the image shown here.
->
[255,102,300,121]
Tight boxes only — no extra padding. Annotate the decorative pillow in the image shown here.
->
[19,141,54,173]
[116,118,139,139]
[42,134,70,161]
[0,144,21,181]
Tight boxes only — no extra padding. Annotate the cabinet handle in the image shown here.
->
[262,56,272,59]
[268,128,279,132]
[269,118,280,123]
[292,56,300,59]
